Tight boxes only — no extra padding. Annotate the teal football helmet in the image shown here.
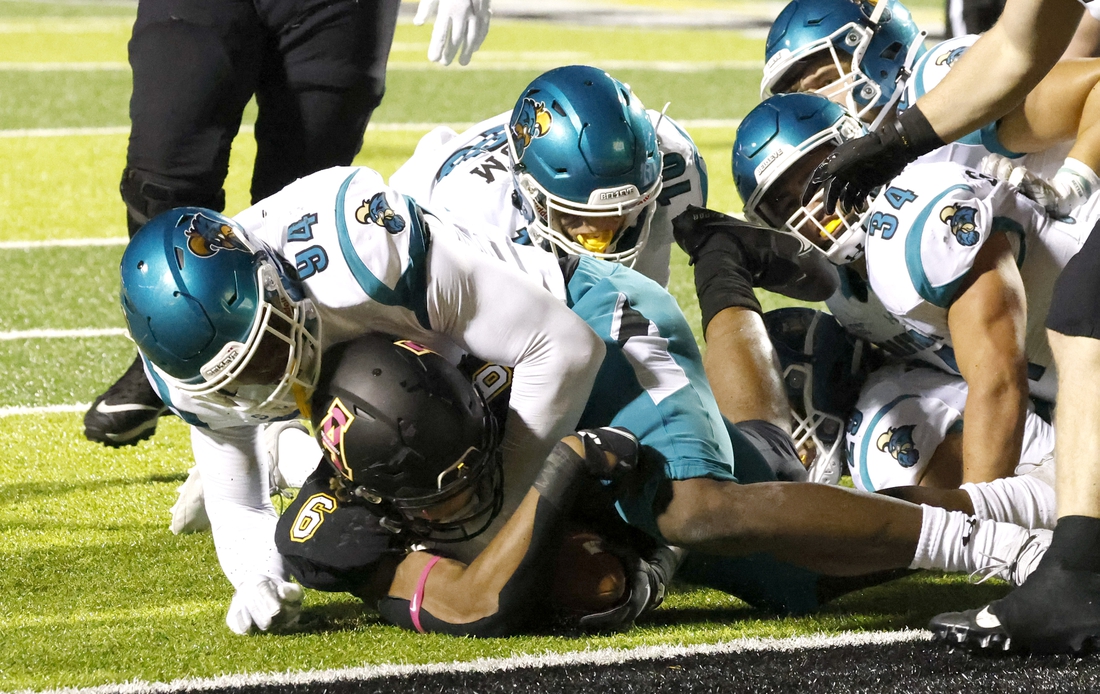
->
[762,0,927,124]
[120,207,322,417]
[732,93,869,264]
[507,65,663,266]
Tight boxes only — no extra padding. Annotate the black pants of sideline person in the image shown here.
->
[121,0,402,235]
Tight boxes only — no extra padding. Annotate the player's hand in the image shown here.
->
[576,426,639,480]
[225,576,304,635]
[981,154,1084,218]
[414,0,491,66]
[576,544,682,632]
[806,105,944,214]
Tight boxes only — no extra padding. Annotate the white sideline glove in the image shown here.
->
[226,576,304,635]
[414,0,491,66]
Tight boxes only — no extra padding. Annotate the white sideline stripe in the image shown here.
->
[0,404,88,418]
[0,59,762,72]
[0,119,742,140]
[0,328,127,341]
[7,630,932,694]
[0,238,128,249]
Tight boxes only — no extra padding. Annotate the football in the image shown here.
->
[549,529,627,614]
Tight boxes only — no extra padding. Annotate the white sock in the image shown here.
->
[909,504,1032,575]
[960,475,1056,529]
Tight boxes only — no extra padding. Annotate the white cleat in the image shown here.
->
[971,528,1052,586]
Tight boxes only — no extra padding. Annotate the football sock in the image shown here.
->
[960,474,1056,529]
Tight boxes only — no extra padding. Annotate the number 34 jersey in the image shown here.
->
[863,162,1097,401]
[388,110,707,289]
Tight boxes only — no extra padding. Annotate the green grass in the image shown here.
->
[0,4,986,691]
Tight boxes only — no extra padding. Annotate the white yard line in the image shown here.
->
[5,630,932,694]
[0,59,762,72]
[0,404,89,418]
[0,328,127,341]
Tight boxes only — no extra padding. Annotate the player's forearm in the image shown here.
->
[190,426,289,587]
[960,377,1028,483]
[380,437,592,635]
[916,0,1082,143]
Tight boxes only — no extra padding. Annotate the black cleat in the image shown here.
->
[929,603,1015,653]
[930,561,1100,655]
[671,205,838,302]
[83,355,168,447]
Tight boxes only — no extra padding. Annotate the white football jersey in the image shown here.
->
[901,34,1072,176]
[863,161,1095,401]
[388,110,707,288]
[846,363,1055,492]
[825,265,957,373]
[146,166,605,587]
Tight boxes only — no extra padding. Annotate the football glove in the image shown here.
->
[981,153,1099,218]
[806,104,944,214]
[414,0,492,66]
[226,576,304,635]
[577,544,684,632]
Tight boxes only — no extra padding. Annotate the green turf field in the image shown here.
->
[0,2,1005,691]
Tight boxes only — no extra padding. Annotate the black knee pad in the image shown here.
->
[120,168,226,237]
[1046,218,1100,338]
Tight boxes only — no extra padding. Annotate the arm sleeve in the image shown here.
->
[424,232,606,524]
[190,425,289,589]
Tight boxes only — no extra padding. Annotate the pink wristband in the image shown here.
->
[410,555,442,634]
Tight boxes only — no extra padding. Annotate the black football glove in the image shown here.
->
[806,104,945,214]
[576,544,685,633]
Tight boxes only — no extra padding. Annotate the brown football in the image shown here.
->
[549,529,626,614]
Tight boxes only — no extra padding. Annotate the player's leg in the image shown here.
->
[931,219,1100,653]
[85,0,263,447]
[250,0,400,203]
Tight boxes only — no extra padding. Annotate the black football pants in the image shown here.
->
[122,0,401,235]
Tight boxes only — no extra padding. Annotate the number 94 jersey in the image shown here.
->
[863,161,1096,401]
[388,111,707,289]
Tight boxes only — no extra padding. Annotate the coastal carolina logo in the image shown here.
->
[940,204,980,246]
[877,424,920,468]
[355,192,406,234]
[184,212,250,258]
[935,46,967,67]
[318,398,356,481]
[510,98,553,161]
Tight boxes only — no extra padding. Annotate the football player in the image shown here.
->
[277,333,672,635]
[765,307,1056,531]
[763,0,1100,215]
[388,64,702,288]
[731,92,1089,491]
[388,64,839,483]
[120,175,606,633]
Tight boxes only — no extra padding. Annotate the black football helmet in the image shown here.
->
[310,334,503,542]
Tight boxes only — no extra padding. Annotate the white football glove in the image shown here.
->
[261,419,320,493]
[168,465,210,535]
[414,0,491,66]
[226,576,304,635]
[980,153,1098,218]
